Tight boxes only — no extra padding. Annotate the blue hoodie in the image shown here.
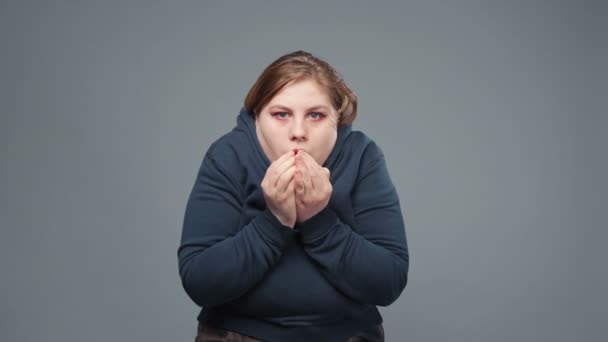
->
[178,108,409,342]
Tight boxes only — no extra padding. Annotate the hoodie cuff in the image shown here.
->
[253,209,297,247]
[297,207,340,243]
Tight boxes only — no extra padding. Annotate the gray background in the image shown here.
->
[1,0,605,341]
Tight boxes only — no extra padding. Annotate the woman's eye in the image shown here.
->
[274,112,289,119]
[309,112,324,120]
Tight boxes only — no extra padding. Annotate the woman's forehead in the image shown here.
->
[268,79,333,108]
[267,104,332,112]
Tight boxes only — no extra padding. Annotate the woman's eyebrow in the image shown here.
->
[269,104,330,112]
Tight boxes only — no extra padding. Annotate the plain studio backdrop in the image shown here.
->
[0,1,605,341]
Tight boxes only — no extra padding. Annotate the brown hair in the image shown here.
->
[244,50,358,125]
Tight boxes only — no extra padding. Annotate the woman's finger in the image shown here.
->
[276,165,297,192]
[271,151,296,187]
[297,155,314,192]
[300,151,323,190]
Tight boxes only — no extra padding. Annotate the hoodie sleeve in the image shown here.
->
[297,142,409,306]
[178,149,295,308]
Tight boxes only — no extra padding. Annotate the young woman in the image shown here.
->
[178,50,409,342]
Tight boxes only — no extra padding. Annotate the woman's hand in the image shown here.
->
[261,150,297,228]
[294,151,332,223]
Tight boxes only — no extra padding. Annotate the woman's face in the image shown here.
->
[255,79,339,165]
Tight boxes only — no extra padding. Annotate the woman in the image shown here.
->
[178,50,409,342]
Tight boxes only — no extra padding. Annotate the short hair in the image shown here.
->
[244,50,358,125]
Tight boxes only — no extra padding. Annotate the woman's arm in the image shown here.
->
[178,151,295,308]
[298,143,409,306]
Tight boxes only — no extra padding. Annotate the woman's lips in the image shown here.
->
[293,148,304,154]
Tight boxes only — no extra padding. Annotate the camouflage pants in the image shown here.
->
[196,322,385,342]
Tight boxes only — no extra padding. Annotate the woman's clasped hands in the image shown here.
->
[261,150,332,228]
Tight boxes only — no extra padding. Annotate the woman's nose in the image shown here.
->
[289,118,307,141]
